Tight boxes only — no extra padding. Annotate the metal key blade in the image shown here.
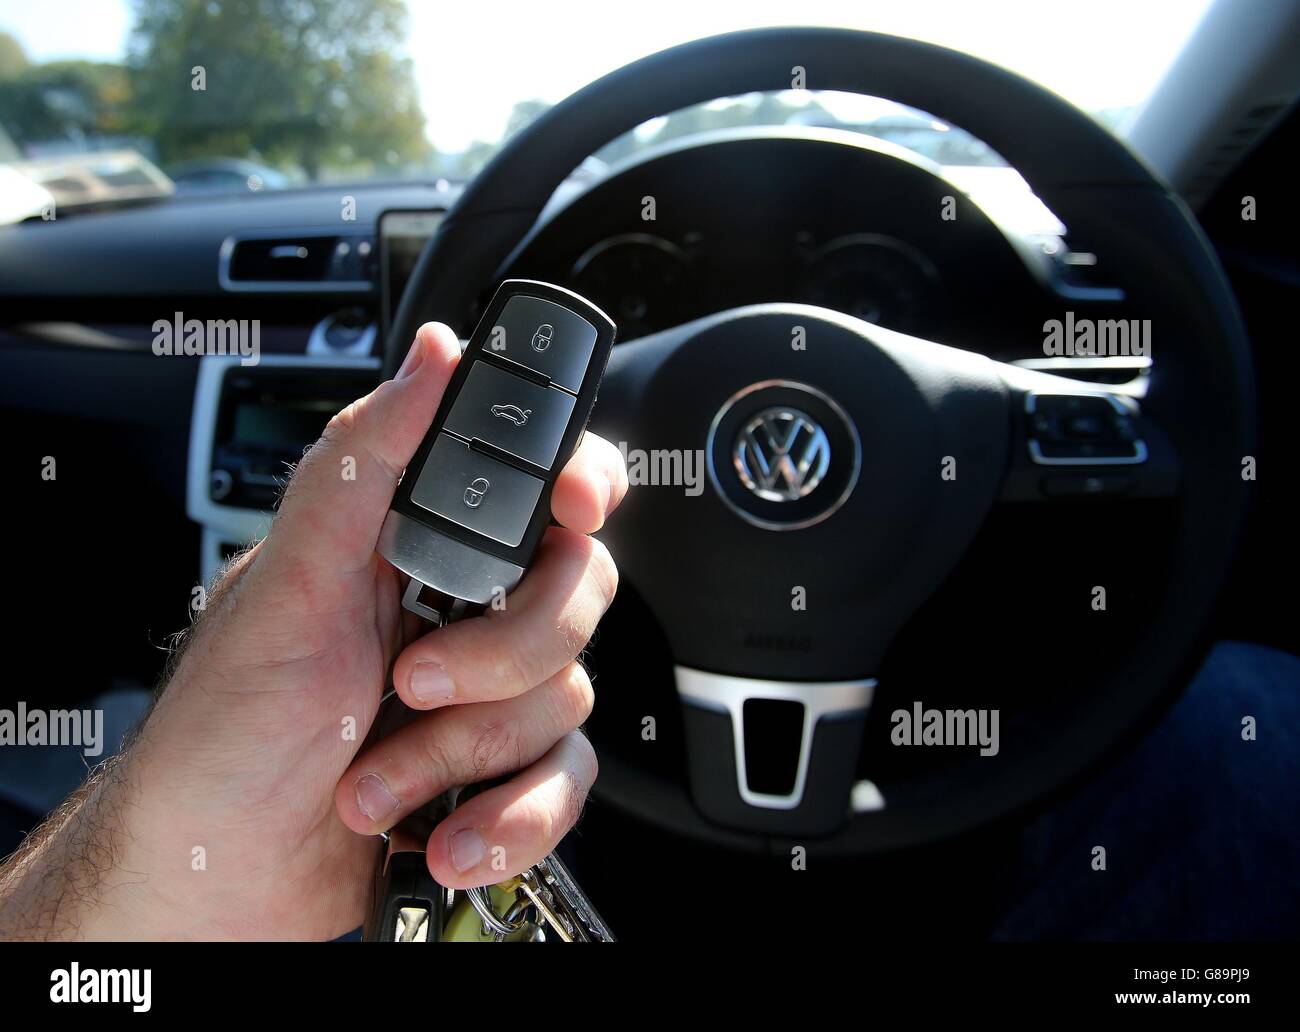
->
[510,852,615,942]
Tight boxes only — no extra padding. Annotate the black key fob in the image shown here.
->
[378,280,616,616]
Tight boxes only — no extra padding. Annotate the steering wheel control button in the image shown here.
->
[444,361,576,471]
[493,295,598,393]
[1025,392,1147,465]
[379,280,615,618]
[707,380,861,531]
[1041,473,1135,499]
[409,434,543,548]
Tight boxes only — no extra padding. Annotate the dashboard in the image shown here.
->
[0,124,1145,701]
[0,127,1109,365]
[0,128,1131,587]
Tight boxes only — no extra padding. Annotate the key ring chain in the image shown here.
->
[465,885,528,936]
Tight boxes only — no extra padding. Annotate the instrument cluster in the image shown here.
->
[566,230,942,341]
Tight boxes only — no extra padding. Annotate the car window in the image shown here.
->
[0,0,1213,205]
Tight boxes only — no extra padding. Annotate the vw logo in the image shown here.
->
[706,380,861,531]
[734,408,830,502]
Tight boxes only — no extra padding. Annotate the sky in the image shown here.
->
[0,0,1215,151]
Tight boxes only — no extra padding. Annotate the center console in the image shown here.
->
[189,207,446,584]
[187,355,381,583]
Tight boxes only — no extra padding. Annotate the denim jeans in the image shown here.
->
[990,641,1300,940]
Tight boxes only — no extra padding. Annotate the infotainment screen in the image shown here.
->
[231,399,338,449]
[378,209,445,344]
[212,366,380,510]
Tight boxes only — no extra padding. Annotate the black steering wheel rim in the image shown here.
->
[387,27,1255,855]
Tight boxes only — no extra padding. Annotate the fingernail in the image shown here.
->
[355,773,399,822]
[449,829,486,872]
[410,661,454,702]
[395,336,425,380]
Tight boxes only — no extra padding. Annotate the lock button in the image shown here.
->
[531,323,554,352]
[490,295,598,393]
[408,434,544,548]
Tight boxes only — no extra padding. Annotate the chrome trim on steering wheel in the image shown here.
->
[675,666,876,810]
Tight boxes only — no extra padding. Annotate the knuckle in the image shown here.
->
[322,400,360,443]
[321,398,400,484]
[466,718,523,779]
[517,793,558,848]
[596,436,629,493]
[554,664,595,728]
[555,610,592,664]
[314,389,369,448]
[524,737,595,846]
[612,450,630,494]
[275,412,348,511]
[554,767,588,836]
[584,537,619,610]
[494,641,543,696]
[569,731,599,786]
[550,539,617,659]
[417,727,456,790]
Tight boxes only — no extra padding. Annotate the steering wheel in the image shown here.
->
[385,28,1255,854]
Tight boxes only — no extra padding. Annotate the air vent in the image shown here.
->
[220,229,375,292]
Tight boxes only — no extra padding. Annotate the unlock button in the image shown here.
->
[409,434,544,547]
[462,476,490,508]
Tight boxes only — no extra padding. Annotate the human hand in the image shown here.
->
[0,322,627,940]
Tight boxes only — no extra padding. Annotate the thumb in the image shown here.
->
[264,322,461,578]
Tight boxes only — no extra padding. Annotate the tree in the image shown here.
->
[505,99,550,137]
[0,60,131,146]
[125,0,430,178]
[439,100,551,181]
[0,31,30,81]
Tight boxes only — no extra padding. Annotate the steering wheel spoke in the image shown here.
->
[995,364,1180,503]
[676,667,877,835]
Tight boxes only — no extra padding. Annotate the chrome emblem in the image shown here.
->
[733,407,830,502]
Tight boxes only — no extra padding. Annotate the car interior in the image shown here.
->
[0,0,1297,947]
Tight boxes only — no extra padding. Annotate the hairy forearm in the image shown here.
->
[0,752,150,940]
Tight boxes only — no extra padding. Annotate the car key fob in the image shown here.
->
[378,280,616,618]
